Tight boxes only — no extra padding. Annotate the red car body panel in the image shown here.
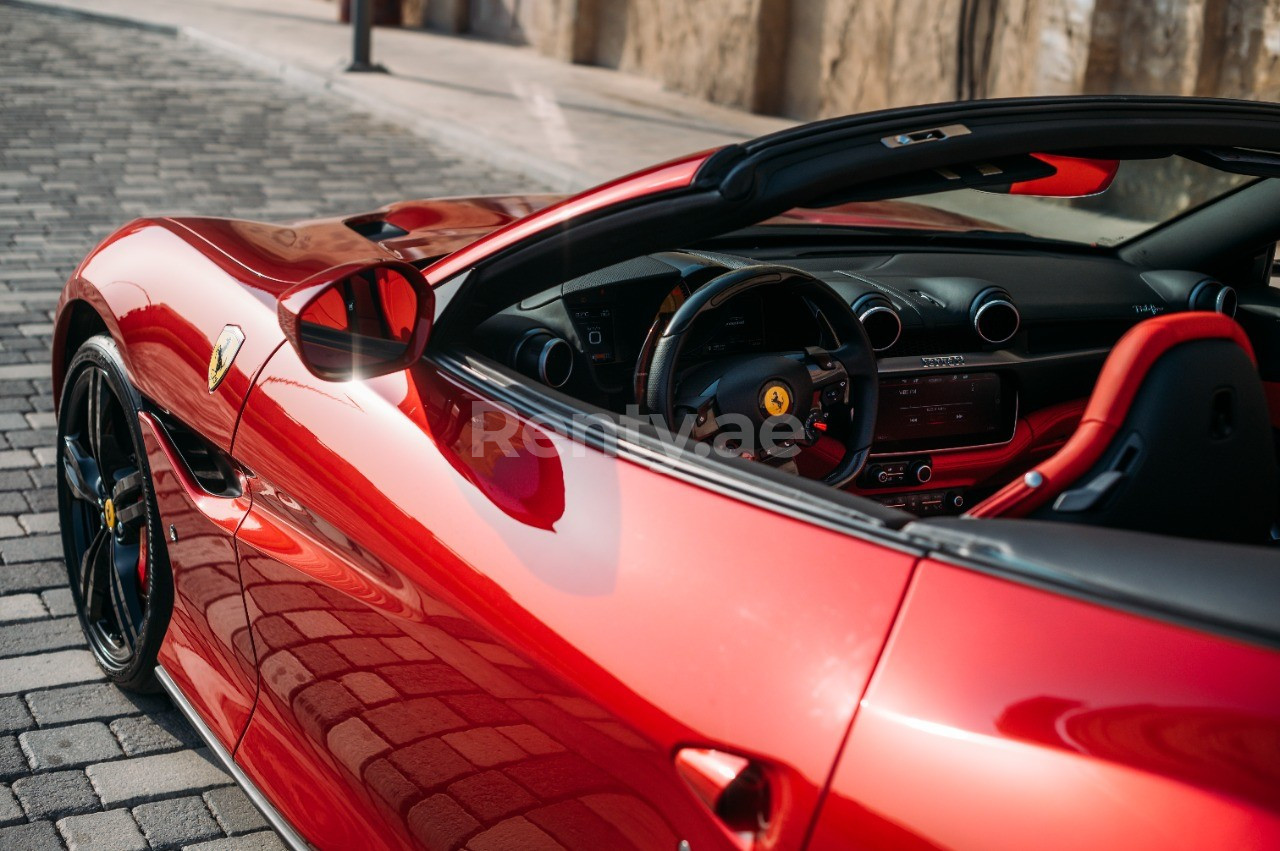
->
[163,216,395,289]
[139,412,258,749]
[54,221,286,452]
[224,348,917,850]
[812,560,1280,850]
[370,195,563,264]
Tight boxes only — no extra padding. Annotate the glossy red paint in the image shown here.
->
[164,216,396,288]
[226,346,916,850]
[370,195,563,263]
[54,221,286,451]
[970,313,1254,518]
[138,412,257,750]
[422,151,715,285]
[810,559,1280,850]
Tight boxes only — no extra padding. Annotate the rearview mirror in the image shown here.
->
[277,260,432,381]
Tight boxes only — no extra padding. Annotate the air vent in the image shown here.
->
[851,294,902,352]
[1189,279,1238,317]
[347,219,410,241]
[970,288,1020,345]
[512,329,573,388]
[149,410,241,497]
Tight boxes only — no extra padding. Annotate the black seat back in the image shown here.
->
[1032,338,1277,544]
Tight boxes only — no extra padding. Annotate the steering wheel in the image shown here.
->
[644,265,878,488]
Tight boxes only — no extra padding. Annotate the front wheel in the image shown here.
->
[57,335,172,692]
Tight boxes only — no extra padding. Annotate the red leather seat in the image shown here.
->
[969,312,1278,544]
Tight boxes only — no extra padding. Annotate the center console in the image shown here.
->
[860,371,1018,515]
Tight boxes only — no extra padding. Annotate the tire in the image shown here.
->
[56,335,172,692]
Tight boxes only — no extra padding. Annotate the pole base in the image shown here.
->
[345,62,388,73]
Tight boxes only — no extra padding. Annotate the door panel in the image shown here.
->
[139,413,258,749]
[230,349,917,850]
[811,560,1280,850]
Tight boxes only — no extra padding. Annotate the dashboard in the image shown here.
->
[476,244,1252,516]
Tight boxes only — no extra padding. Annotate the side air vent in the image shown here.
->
[970,287,1021,345]
[851,294,902,352]
[1189,279,1238,317]
[149,410,241,497]
[1140,270,1238,318]
[512,329,574,388]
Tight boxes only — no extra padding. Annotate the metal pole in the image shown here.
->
[347,0,386,73]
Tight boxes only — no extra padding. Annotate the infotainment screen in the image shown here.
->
[872,372,1016,454]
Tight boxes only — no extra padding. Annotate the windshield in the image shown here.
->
[770,156,1257,247]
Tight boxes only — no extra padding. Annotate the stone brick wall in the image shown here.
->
[408,0,1280,119]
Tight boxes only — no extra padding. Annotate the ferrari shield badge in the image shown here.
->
[208,325,245,392]
[761,381,792,417]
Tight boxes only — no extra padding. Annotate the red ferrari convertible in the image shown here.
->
[54,96,1280,850]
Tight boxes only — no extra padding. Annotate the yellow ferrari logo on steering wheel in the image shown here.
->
[103,498,116,531]
[761,382,792,417]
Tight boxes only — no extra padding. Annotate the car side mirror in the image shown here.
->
[277,260,432,381]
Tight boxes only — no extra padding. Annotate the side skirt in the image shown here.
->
[155,665,315,851]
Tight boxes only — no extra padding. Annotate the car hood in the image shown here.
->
[161,194,564,296]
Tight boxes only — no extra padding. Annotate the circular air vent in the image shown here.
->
[851,294,902,352]
[970,288,1021,345]
[1189,279,1237,317]
[513,330,574,388]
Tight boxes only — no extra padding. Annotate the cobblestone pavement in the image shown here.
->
[0,5,542,848]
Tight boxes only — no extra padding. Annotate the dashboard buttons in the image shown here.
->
[872,489,965,516]
[569,306,616,364]
[859,456,932,488]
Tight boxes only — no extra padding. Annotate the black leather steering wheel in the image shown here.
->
[644,265,878,488]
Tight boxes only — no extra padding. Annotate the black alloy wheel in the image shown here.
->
[57,335,171,692]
